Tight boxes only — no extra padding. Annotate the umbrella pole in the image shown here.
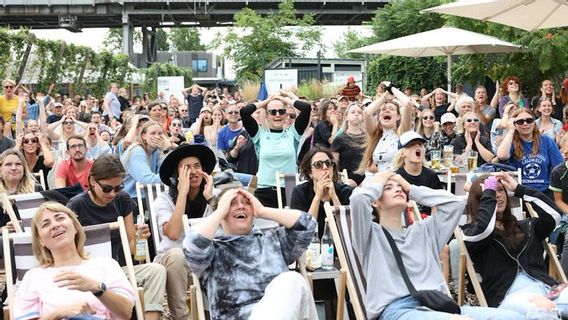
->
[447,53,452,94]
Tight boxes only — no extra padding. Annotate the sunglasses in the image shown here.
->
[514,118,535,125]
[287,113,297,119]
[312,159,333,170]
[63,121,74,125]
[171,123,181,127]
[96,180,124,193]
[268,109,287,116]
[422,116,434,120]
[465,118,480,123]
[3,86,13,89]
[23,138,38,144]
[227,111,239,115]
[179,109,188,113]
[508,81,518,85]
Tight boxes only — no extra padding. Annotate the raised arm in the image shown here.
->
[240,97,271,137]
[37,93,48,135]
[15,96,26,137]
[496,120,515,161]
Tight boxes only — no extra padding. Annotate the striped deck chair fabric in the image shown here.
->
[3,216,144,320]
[276,172,304,209]
[324,202,367,320]
[1,192,46,233]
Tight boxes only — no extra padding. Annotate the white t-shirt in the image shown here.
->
[372,129,399,172]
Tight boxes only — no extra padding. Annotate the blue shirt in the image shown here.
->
[217,125,243,151]
[105,92,121,119]
[507,135,563,192]
[120,145,162,198]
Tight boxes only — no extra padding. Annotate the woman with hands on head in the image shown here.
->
[184,187,318,320]
[151,143,217,320]
[17,130,54,188]
[349,171,521,319]
[359,81,414,176]
[14,202,136,320]
[239,89,311,208]
[462,173,566,318]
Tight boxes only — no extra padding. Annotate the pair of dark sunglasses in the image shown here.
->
[268,109,287,116]
[465,118,480,123]
[96,180,124,193]
[312,159,333,169]
[23,138,39,144]
[514,118,535,125]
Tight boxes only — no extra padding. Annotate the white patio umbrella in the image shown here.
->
[348,27,520,92]
[422,0,568,31]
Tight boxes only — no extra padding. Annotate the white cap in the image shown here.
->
[441,113,457,124]
[399,131,426,149]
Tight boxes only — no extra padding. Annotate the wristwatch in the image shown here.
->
[93,282,107,297]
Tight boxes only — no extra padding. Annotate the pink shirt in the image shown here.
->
[15,257,136,320]
[55,158,94,191]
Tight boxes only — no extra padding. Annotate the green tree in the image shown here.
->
[333,28,375,60]
[170,28,206,51]
[211,0,321,82]
[156,29,170,51]
[333,0,448,94]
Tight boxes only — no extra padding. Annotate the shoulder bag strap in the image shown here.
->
[381,226,418,295]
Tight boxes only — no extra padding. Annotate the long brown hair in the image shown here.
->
[467,175,524,251]
[511,109,540,160]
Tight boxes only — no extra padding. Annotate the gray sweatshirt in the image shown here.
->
[350,184,465,318]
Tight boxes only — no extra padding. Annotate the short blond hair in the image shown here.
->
[2,79,15,87]
[31,202,88,267]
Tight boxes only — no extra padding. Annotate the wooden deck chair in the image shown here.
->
[323,202,367,320]
[275,172,303,209]
[526,203,568,284]
[32,169,46,191]
[135,182,167,262]
[247,175,258,193]
[407,200,422,222]
[339,169,349,185]
[0,192,46,233]
[2,216,145,320]
[453,229,488,307]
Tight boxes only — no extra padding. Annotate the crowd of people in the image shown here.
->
[2,74,568,320]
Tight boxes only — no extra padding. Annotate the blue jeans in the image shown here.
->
[380,295,523,320]
[233,172,253,186]
[499,272,568,319]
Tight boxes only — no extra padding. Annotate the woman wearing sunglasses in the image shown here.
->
[497,109,564,198]
[291,147,353,236]
[167,118,186,148]
[67,154,167,320]
[498,76,528,118]
[450,111,495,166]
[240,90,311,208]
[416,108,436,158]
[17,131,54,189]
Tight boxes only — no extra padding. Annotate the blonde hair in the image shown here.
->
[0,149,37,194]
[123,120,161,165]
[391,144,426,170]
[31,202,88,267]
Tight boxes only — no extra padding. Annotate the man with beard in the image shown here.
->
[54,135,94,190]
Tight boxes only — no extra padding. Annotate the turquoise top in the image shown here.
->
[252,127,302,188]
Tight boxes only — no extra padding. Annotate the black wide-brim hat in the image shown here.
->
[159,144,216,186]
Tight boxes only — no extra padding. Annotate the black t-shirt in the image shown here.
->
[290,181,353,237]
[31,155,51,190]
[433,104,457,122]
[450,134,493,166]
[187,95,204,121]
[227,130,258,175]
[67,191,136,265]
[395,166,442,215]
[46,114,62,124]
[313,121,333,148]
[330,132,366,185]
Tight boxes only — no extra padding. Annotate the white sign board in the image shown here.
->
[333,71,363,86]
[157,76,185,103]
[265,69,298,95]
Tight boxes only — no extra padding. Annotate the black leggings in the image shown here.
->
[254,187,286,209]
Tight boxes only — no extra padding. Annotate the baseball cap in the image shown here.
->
[399,131,426,149]
[347,76,355,83]
[54,102,63,108]
[441,113,457,124]
[338,96,349,102]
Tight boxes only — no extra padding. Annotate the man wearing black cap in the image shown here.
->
[152,143,216,320]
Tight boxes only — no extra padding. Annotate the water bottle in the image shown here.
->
[134,215,146,262]
[321,219,334,270]
[306,229,321,271]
